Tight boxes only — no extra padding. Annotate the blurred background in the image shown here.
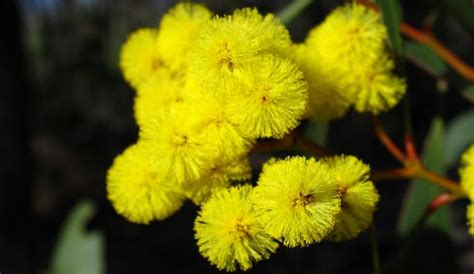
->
[1,0,473,273]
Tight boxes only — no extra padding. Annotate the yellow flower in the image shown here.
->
[460,145,474,199]
[322,155,379,241]
[191,93,255,159]
[119,28,165,89]
[295,44,351,121]
[157,2,212,71]
[139,104,218,184]
[459,146,474,237]
[351,57,406,114]
[195,185,278,271]
[297,2,405,119]
[467,204,474,237]
[134,71,187,128]
[228,55,308,138]
[461,145,474,167]
[307,2,387,70]
[186,156,251,205]
[252,156,341,247]
[187,8,292,94]
[106,142,185,224]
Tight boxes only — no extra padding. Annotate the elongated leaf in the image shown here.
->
[398,117,452,235]
[305,121,328,146]
[462,85,474,103]
[50,200,105,274]
[277,0,312,25]
[405,42,447,77]
[375,0,404,57]
[439,0,474,35]
[444,109,474,167]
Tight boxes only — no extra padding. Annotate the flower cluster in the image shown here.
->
[460,145,474,236]
[296,3,406,120]
[111,2,309,224]
[106,1,401,271]
[196,155,378,271]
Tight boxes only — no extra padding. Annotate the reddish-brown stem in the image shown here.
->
[400,23,474,82]
[404,133,419,161]
[251,133,295,153]
[426,192,459,215]
[294,136,332,157]
[371,168,414,181]
[416,167,465,196]
[357,0,474,82]
[372,116,407,164]
[357,0,379,11]
[372,165,466,196]
[251,133,331,158]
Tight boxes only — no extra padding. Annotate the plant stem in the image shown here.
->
[413,192,460,230]
[358,0,474,82]
[277,0,312,25]
[400,23,474,82]
[250,133,330,157]
[404,133,419,160]
[371,168,413,181]
[372,165,466,196]
[294,136,331,157]
[372,116,406,163]
[415,167,465,196]
[369,223,382,274]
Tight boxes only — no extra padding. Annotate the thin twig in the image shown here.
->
[400,23,474,82]
[277,0,313,25]
[372,116,407,164]
[369,223,382,274]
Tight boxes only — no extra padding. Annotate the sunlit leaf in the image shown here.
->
[305,121,328,146]
[444,109,474,167]
[50,200,105,274]
[405,42,447,77]
[439,0,474,35]
[375,0,404,58]
[398,117,452,235]
[462,85,474,103]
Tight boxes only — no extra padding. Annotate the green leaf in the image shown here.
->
[462,85,474,103]
[305,121,329,146]
[405,42,448,77]
[375,0,404,58]
[444,109,474,167]
[397,117,452,235]
[439,0,474,35]
[277,0,312,26]
[50,200,105,274]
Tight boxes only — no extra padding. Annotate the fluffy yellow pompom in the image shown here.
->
[307,2,387,69]
[460,146,474,237]
[187,8,292,93]
[297,2,405,119]
[157,2,212,71]
[186,156,251,205]
[460,145,474,199]
[228,55,308,138]
[295,44,351,121]
[139,104,218,184]
[322,155,379,241]
[467,204,474,237]
[351,57,406,114]
[119,28,165,89]
[253,156,341,247]
[134,72,187,128]
[106,142,185,224]
[190,93,255,159]
[195,185,278,271]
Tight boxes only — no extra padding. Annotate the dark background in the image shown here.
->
[1,0,473,273]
